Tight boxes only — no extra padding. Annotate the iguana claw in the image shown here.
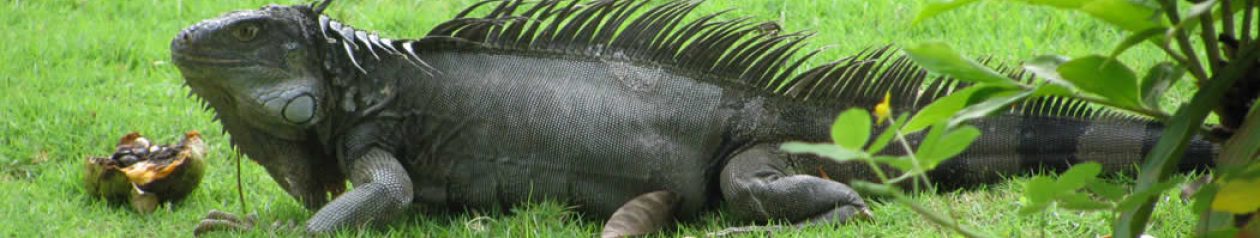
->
[193,210,257,237]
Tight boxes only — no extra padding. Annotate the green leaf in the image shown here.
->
[1024,176,1059,205]
[1191,183,1218,214]
[1017,0,1089,9]
[872,155,917,172]
[1116,180,1179,211]
[1211,177,1260,214]
[922,125,977,168]
[1206,229,1241,238]
[907,86,982,134]
[780,142,865,162]
[1012,0,1163,32]
[1057,55,1143,108]
[1086,181,1127,201]
[868,114,908,153]
[1022,55,1070,83]
[1032,83,1073,97]
[1185,0,1220,20]
[913,122,948,166]
[904,86,985,133]
[1076,0,1163,32]
[1110,27,1168,58]
[831,109,872,150]
[913,0,981,25]
[1057,162,1102,191]
[1018,200,1051,215]
[1057,192,1112,210]
[903,43,1021,88]
[948,88,1033,127]
[916,125,981,169]
[1139,62,1184,108]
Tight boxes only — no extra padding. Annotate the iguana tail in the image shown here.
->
[758,49,1216,189]
[791,111,1216,189]
[924,114,1216,188]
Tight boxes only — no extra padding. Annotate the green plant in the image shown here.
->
[885,0,1260,237]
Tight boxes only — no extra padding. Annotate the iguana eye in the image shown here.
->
[231,23,260,42]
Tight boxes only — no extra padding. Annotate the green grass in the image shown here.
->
[0,0,1200,237]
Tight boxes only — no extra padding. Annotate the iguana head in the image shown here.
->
[172,2,345,209]
[172,4,327,139]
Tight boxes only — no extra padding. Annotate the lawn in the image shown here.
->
[0,0,1199,237]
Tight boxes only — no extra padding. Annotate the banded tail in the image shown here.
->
[927,114,1216,188]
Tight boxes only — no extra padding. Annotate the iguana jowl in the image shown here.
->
[171,0,1216,235]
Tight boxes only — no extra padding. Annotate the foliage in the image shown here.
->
[904,0,1260,237]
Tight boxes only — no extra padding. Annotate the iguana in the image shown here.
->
[171,0,1216,236]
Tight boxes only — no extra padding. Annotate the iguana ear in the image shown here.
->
[312,0,332,15]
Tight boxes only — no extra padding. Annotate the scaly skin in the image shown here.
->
[173,1,1216,236]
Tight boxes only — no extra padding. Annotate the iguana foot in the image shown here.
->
[192,210,256,237]
[719,143,871,226]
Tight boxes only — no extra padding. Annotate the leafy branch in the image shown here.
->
[914,0,1260,237]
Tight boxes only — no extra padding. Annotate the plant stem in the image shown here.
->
[1158,42,1192,67]
[895,130,935,188]
[1244,0,1254,46]
[863,160,892,183]
[1161,0,1212,82]
[1202,10,1224,74]
[1223,0,1236,45]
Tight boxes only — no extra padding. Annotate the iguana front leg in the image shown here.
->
[306,148,414,232]
[193,148,412,235]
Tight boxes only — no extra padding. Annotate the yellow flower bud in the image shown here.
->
[874,91,892,126]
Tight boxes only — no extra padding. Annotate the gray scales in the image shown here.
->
[170,0,1216,236]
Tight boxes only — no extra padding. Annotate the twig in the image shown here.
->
[1158,42,1192,66]
[1161,0,1212,83]
[1201,9,1224,74]
[1223,0,1236,44]
[1243,0,1254,46]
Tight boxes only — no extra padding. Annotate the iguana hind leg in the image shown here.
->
[600,190,679,238]
[719,143,870,225]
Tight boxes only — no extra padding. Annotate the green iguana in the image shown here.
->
[171,0,1216,236]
